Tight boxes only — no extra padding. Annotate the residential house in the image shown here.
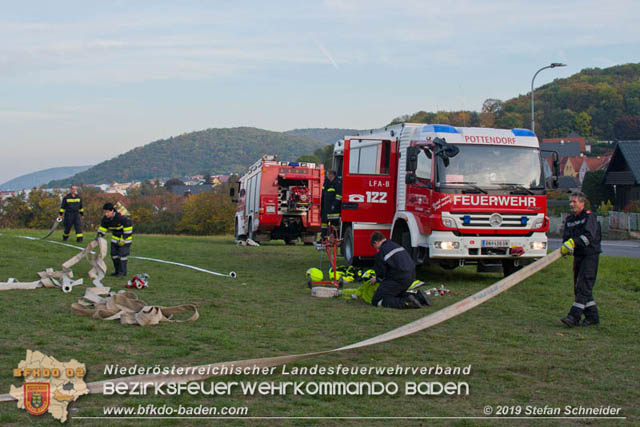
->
[563,156,584,178]
[540,141,581,159]
[604,141,640,210]
[578,156,612,183]
[168,185,213,196]
[542,132,588,153]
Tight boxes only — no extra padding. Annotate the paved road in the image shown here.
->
[548,238,640,258]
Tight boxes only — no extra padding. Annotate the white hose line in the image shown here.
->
[16,235,236,278]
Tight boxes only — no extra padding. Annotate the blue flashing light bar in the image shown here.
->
[288,162,300,167]
[512,128,536,137]
[422,124,460,134]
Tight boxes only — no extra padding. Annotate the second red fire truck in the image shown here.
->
[333,123,556,275]
[232,155,324,244]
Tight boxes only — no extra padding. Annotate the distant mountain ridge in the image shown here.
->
[48,127,328,186]
[1,165,92,191]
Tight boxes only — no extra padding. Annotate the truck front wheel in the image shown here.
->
[502,259,523,277]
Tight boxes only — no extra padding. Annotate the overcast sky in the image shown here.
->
[1,0,639,183]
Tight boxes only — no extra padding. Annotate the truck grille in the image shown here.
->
[454,213,538,229]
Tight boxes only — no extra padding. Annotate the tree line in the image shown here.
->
[0,179,238,236]
[389,63,640,141]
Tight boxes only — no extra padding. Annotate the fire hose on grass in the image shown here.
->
[14,235,237,279]
[0,249,561,402]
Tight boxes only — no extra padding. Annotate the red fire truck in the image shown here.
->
[232,155,324,244]
[334,123,557,275]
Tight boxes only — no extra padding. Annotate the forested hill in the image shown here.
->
[284,128,362,144]
[49,127,326,186]
[392,63,640,140]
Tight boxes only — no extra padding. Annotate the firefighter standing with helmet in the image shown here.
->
[58,185,84,242]
[560,191,602,327]
[320,170,342,240]
[98,203,133,277]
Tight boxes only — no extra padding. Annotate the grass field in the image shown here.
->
[0,228,638,425]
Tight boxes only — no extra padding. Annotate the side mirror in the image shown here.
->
[406,146,418,172]
[443,145,460,158]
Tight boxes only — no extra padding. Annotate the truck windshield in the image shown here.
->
[436,145,544,191]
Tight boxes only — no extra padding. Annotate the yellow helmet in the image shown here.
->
[361,269,376,281]
[306,268,323,282]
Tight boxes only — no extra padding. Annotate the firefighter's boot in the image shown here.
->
[582,303,600,326]
[119,260,128,277]
[404,294,422,309]
[561,315,580,328]
[110,258,121,277]
[415,289,434,306]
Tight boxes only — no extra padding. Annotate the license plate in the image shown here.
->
[482,239,509,248]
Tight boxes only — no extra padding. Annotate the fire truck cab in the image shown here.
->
[334,123,552,275]
[233,155,323,244]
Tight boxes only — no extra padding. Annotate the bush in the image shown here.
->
[596,200,614,216]
[624,200,640,213]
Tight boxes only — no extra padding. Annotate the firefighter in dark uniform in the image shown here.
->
[560,191,602,327]
[320,170,342,240]
[98,202,133,277]
[369,232,431,309]
[58,185,84,242]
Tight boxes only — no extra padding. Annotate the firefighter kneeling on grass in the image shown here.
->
[369,232,431,309]
[560,191,601,327]
[98,203,133,277]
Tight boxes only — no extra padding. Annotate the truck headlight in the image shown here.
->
[442,217,455,228]
[532,217,544,228]
[530,241,546,250]
[435,241,459,250]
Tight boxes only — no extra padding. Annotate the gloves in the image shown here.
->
[561,238,575,256]
[118,240,125,247]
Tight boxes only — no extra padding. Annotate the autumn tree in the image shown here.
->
[613,116,640,140]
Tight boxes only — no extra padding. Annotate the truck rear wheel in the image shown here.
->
[234,218,245,241]
[341,225,355,266]
[248,219,255,241]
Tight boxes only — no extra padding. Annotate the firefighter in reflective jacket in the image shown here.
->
[320,170,342,239]
[369,232,431,309]
[560,191,602,327]
[98,202,133,277]
[58,185,84,242]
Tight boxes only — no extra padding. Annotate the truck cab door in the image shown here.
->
[405,141,435,235]
[341,138,397,224]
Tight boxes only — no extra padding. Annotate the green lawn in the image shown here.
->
[0,228,638,425]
